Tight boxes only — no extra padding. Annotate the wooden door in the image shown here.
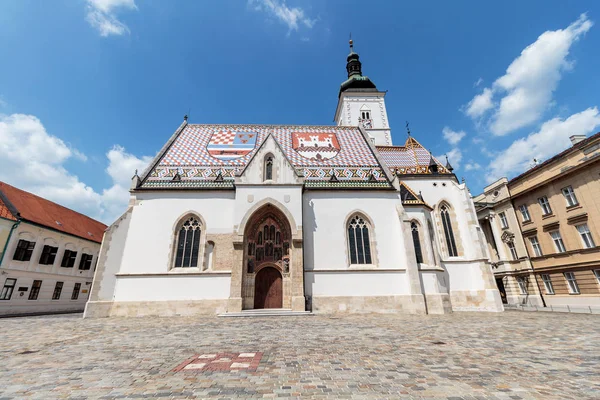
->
[496,278,508,304]
[254,267,283,309]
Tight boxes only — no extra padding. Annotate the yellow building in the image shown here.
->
[476,133,600,310]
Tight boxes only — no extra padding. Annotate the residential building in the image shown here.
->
[475,133,600,309]
[0,182,106,316]
[474,179,544,306]
[85,40,503,318]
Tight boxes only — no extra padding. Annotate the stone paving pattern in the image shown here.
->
[0,311,598,399]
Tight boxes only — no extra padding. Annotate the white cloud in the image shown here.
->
[486,107,600,182]
[250,0,316,32]
[0,96,7,108]
[86,0,137,37]
[437,148,462,170]
[442,126,466,145]
[465,88,494,119]
[474,77,484,87]
[464,162,481,171]
[465,14,593,135]
[0,113,151,224]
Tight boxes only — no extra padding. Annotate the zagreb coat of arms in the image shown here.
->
[292,132,341,160]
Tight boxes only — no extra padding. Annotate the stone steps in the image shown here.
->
[218,309,313,317]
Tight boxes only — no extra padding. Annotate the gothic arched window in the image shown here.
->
[264,156,273,181]
[411,222,423,264]
[440,205,458,257]
[347,214,372,265]
[174,216,202,268]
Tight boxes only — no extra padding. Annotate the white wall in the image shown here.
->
[0,222,99,315]
[113,275,231,301]
[119,191,236,275]
[303,191,409,271]
[306,271,409,297]
[336,93,392,146]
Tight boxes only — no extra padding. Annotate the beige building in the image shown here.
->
[476,133,600,309]
[474,179,543,307]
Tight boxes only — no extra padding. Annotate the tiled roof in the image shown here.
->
[509,132,600,184]
[376,137,450,175]
[0,196,17,221]
[0,182,107,243]
[142,124,390,188]
[399,182,431,208]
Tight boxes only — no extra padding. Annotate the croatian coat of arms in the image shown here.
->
[292,132,341,160]
[207,131,257,160]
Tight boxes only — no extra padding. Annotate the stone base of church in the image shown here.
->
[84,300,229,318]
[291,296,306,311]
[424,293,453,314]
[449,289,504,312]
[310,295,430,314]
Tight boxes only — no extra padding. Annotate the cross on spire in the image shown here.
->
[405,121,411,136]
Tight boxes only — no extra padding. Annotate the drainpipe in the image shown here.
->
[0,219,20,267]
[530,264,547,308]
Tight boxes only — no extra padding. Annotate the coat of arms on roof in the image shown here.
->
[207,131,258,160]
[292,132,340,161]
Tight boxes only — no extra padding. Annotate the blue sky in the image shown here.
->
[1,0,600,223]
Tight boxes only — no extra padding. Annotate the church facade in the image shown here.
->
[84,41,503,318]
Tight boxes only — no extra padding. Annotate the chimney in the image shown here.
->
[570,134,586,145]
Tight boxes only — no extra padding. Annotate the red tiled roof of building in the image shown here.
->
[509,132,600,184]
[0,196,17,221]
[376,137,450,174]
[0,182,107,243]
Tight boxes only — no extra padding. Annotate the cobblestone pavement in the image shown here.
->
[0,311,598,399]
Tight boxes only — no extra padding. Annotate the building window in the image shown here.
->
[13,239,35,262]
[440,205,458,257]
[361,111,371,120]
[78,254,94,270]
[594,269,600,286]
[28,280,42,300]
[39,245,58,265]
[411,222,423,264]
[518,205,531,222]
[507,241,518,260]
[516,277,528,295]
[550,231,566,253]
[529,236,543,257]
[561,186,578,207]
[541,274,554,294]
[52,282,63,300]
[499,212,509,229]
[174,216,202,268]
[264,156,273,181]
[347,214,372,265]
[61,250,78,268]
[564,272,580,294]
[0,278,17,300]
[576,224,595,249]
[427,220,437,265]
[71,283,81,300]
[538,196,552,216]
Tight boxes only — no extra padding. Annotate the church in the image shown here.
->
[84,41,503,318]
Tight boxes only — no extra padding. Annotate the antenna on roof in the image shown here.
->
[405,121,411,137]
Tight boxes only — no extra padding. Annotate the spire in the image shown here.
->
[445,154,454,172]
[428,151,439,174]
[339,38,377,97]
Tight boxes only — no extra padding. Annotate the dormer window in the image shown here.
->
[361,111,370,120]
[264,155,273,181]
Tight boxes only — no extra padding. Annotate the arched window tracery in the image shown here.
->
[347,214,372,265]
[246,215,290,273]
[411,221,423,264]
[440,205,458,257]
[174,216,202,268]
[264,155,273,181]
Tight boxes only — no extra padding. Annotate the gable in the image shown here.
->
[141,124,392,189]
[376,137,450,175]
[237,134,302,185]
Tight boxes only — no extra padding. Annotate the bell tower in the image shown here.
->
[334,39,393,146]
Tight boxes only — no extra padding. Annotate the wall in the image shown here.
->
[0,222,99,316]
[335,93,392,146]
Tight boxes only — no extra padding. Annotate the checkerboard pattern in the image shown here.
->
[173,352,263,373]
[376,137,448,174]
[208,130,236,145]
[147,124,391,183]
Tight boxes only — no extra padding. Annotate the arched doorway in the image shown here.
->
[254,267,283,309]
[243,203,292,309]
